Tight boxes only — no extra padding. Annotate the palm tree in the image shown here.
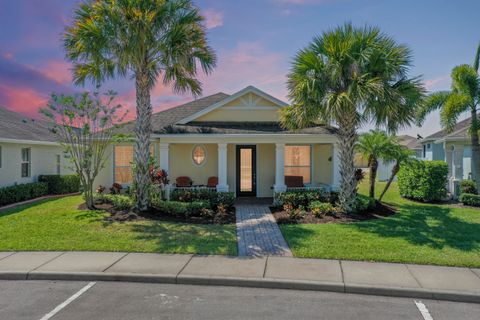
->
[356,130,395,198]
[378,144,414,202]
[281,24,424,212]
[417,43,480,191]
[64,0,216,211]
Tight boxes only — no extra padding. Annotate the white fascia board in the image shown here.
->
[0,138,60,146]
[152,133,339,144]
[176,85,289,125]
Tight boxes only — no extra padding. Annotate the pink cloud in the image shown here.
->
[0,84,48,117]
[38,60,72,84]
[203,8,224,29]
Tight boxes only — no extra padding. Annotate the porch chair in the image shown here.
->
[207,176,218,189]
[285,175,304,189]
[175,176,193,188]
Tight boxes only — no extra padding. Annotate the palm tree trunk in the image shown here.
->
[379,162,399,202]
[337,119,358,213]
[134,70,152,212]
[470,109,480,192]
[368,156,378,198]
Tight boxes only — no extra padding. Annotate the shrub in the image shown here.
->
[38,174,80,195]
[0,182,49,206]
[153,200,211,218]
[459,193,480,207]
[397,160,448,202]
[170,189,235,209]
[275,189,332,208]
[309,201,335,217]
[355,194,376,212]
[102,194,134,211]
[459,180,477,195]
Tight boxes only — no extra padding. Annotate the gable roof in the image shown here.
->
[114,92,229,135]
[423,117,472,142]
[0,106,58,143]
[397,135,422,150]
[176,86,288,124]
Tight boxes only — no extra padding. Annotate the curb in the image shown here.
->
[1,271,479,304]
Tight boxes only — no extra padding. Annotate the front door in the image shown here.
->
[236,145,256,197]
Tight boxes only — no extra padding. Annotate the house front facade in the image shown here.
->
[419,117,473,196]
[95,86,341,197]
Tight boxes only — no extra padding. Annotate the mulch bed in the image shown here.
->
[271,203,397,224]
[78,202,235,224]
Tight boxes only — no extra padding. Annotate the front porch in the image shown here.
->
[157,134,341,198]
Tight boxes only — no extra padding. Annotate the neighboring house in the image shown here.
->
[419,117,473,195]
[95,86,341,198]
[0,107,73,187]
[377,135,422,182]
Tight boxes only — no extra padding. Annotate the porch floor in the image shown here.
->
[235,199,292,257]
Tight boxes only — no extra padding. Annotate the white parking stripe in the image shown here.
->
[39,282,96,320]
[414,300,434,320]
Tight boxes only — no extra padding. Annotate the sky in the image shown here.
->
[0,0,479,137]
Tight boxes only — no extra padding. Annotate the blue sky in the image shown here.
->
[0,0,479,136]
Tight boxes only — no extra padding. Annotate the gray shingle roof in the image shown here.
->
[0,106,58,142]
[423,117,472,141]
[397,135,422,150]
[114,92,229,135]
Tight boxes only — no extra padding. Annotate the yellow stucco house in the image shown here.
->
[95,86,341,198]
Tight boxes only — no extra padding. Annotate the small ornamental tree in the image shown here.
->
[41,91,127,209]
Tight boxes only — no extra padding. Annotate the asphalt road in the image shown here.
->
[0,280,479,320]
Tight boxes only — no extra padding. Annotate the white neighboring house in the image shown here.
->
[377,135,422,182]
[0,107,73,188]
[418,117,473,196]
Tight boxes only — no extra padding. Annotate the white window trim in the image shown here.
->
[21,147,31,178]
[191,144,207,167]
[284,144,312,184]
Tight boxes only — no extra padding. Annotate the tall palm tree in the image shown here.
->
[417,43,480,191]
[378,144,414,202]
[64,0,216,211]
[281,24,424,212]
[356,130,395,198]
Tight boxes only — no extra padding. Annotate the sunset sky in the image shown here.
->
[1,0,479,136]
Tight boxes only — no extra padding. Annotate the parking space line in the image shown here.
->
[414,300,434,320]
[39,282,96,320]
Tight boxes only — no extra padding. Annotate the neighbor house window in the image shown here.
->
[21,148,31,178]
[284,145,311,184]
[192,145,206,166]
[56,154,61,174]
[113,145,155,184]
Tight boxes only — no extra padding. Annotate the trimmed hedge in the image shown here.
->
[459,193,480,207]
[397,160,448,202]
[0,182,49,207]
[459,180,477,195]
[170,189,235,209]
[38,174,80,195]
[274,189,334,208]
[153,200,213,218]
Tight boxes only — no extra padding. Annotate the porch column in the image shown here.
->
[274,143,287,193]
[445,144,453,179]
[159,142,169,172]
[454,145,464,180]
[217,143,229,192]
[331,143,341,190]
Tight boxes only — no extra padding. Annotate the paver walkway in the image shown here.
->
[235,199,292,257]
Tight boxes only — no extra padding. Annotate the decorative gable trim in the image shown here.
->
[176,86,288,124]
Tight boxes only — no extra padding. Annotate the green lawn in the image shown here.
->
[280,181,480,267]
[0,196,237,255]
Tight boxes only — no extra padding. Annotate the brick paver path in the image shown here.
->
[235,200,293,257]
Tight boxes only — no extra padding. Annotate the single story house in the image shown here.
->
[95,86,341,197]
[419,117,473,195]
[0,107,73,187]
[377,135,422,182]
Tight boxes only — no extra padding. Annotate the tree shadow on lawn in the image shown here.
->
[129,222,237,255]
[351,201,480,252]
[0,198,61,219]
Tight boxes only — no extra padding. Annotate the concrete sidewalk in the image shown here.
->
[0,251,479,303]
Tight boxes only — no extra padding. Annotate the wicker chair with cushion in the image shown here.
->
[207,176,218,188]
[175,176,193,188]
[285,175,304,188]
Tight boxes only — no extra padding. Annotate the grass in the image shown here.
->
[280,180,480,267]
[0,196,237,255]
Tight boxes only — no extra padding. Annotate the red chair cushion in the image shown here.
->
[176,176,192,187]
[207,176,218,188]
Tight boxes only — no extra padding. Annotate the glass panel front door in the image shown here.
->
[236,145,256,196]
